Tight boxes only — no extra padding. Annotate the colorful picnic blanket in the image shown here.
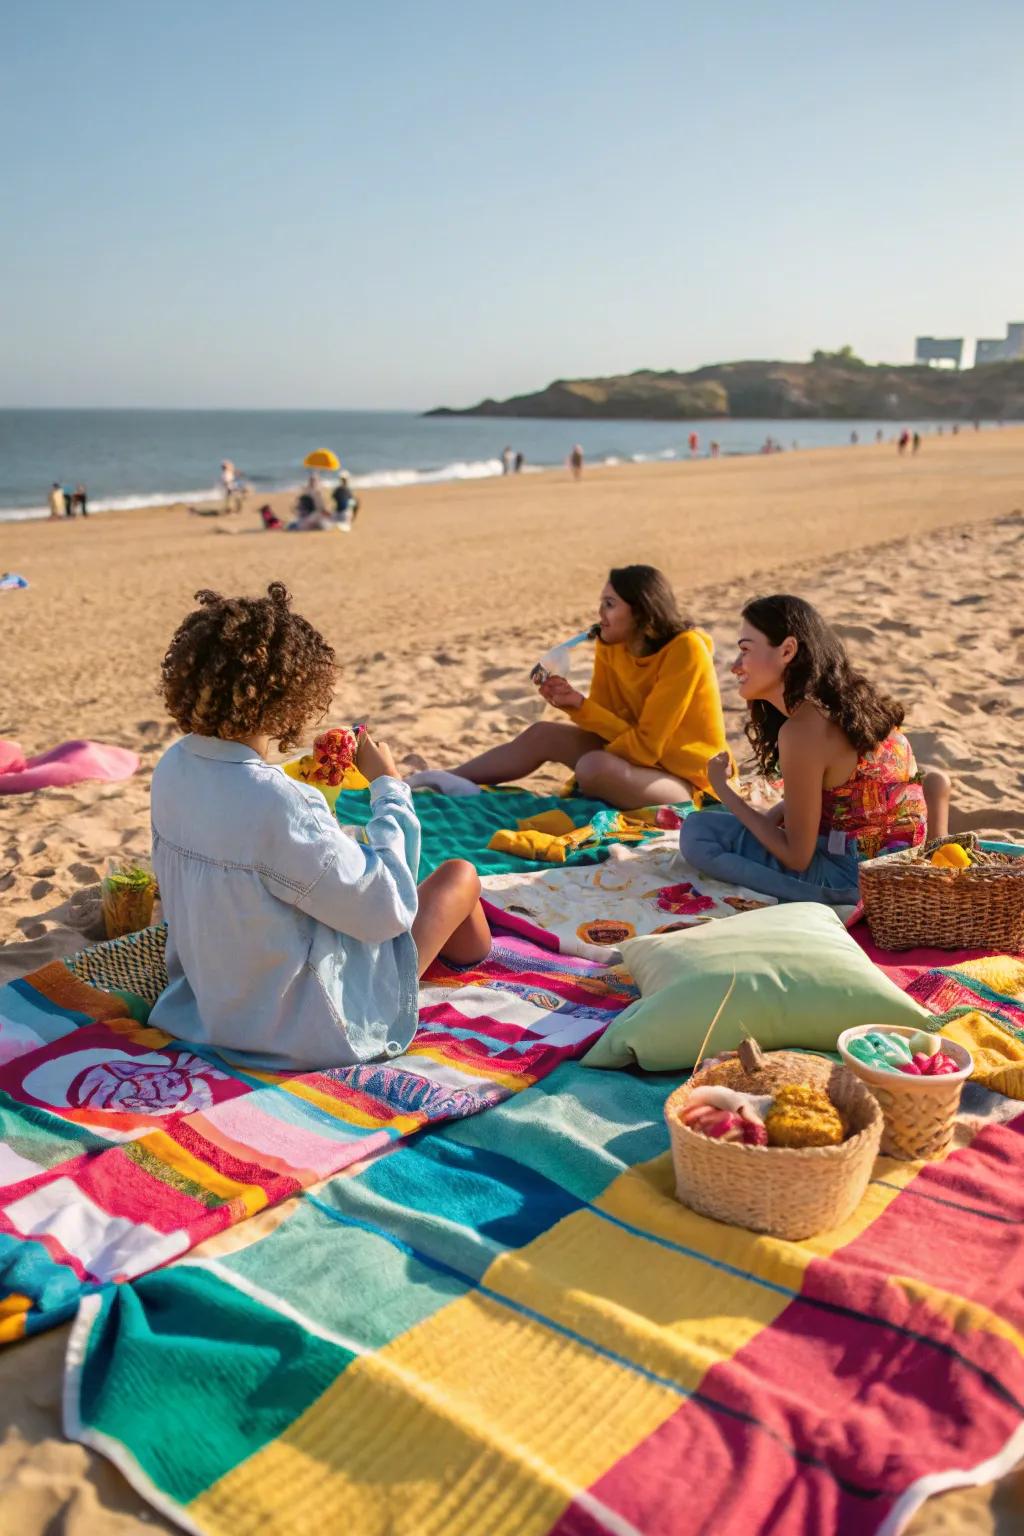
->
[908,955,1024,1098]
[64,1061,1024,1536]
[0,927,633,1342]
[333,786,665,878]
[482,819,778,955]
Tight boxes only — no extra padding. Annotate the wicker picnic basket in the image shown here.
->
[838,1025,973,1160]
[859,833,1024,952]
[665,1041,882,1241]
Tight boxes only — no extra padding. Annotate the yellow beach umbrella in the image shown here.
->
[303,448,340,471]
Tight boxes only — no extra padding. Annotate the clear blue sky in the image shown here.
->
[2,0,1021,409]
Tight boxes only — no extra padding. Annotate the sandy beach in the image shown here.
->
[3,428,1023,970]
[2,430,1024,1529]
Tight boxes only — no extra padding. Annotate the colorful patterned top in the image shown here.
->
[819,731,927,860]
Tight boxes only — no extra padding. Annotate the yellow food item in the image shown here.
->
[765,1084,845,1149]
[929,843,972,870]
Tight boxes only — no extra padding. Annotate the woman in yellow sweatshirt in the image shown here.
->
[448,565,729,809]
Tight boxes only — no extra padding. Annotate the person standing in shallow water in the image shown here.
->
[568,444,584,479]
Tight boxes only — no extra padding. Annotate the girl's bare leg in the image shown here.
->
[922,766,951,841]
[453,722,603,785]
[413,860,491,975]
[574,749,693,811]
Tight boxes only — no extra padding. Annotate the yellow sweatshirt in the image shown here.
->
[567,628,728,794]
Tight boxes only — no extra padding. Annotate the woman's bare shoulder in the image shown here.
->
[779,701,832,742]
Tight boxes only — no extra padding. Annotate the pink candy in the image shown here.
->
[898,1050,960,1077]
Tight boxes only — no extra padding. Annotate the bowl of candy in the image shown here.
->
[837,1025,973,1160]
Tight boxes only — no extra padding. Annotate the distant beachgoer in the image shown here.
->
[974,419,981,432]
[73,483,88,517]
[501,446,514,476]
[898,429,910,455]
[332,473,360,530]
[306,472,327,514]
[259,504,284,531]
[937,425,944,435]
[288,475,334,530]
[850,431,859,446]
[151,583,489,1069]
[514,451,524,473]
[952,424,960,436]
[710,441,720,458]
[568,444,584,480]
[688,431,699,456]
[912,432,921,454]
[48,483,64,520]
[220,460,246,514]
[63,485,76,517]
[875,429,884,444]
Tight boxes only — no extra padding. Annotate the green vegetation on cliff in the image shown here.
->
[427,356,1024,421]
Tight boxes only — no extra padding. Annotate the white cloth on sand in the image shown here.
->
[405,769,483,797]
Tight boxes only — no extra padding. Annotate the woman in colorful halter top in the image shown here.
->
[680,594,928,905]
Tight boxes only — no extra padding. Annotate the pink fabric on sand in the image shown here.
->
[0,738,139,793]
[851,919,1002,986]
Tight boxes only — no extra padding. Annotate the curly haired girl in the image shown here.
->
[680,594,931,905]
[150,582,489,1069]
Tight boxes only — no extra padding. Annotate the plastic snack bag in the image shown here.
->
[529,628,594,686]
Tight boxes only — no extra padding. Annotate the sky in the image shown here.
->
[2,0,1022,410]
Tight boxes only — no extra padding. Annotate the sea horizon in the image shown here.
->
[0,407,1007,522]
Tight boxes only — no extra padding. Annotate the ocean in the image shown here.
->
[0,409,978,522]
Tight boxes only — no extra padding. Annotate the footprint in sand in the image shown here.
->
[950,594,987,607]
[29,880,54,901]
[952,807,1024,836]
[903,731,976,773]
[481,665,521,683]
[831,623,875,645]
[69,862,102,884]
[945,692,980,714]
[959,772,1010,800]
[875,617,924,637]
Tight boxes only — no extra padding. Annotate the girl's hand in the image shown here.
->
[541,674,584,712]
[356,732,400,782]
[706,750,734,797]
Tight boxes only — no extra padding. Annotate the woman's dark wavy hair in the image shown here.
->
[741,594,904,774]
[161,582,337,752]
[592,565,692,654]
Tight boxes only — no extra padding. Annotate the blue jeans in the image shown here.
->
[679,808,861,905]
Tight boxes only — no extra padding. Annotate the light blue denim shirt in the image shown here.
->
[150,735,421,1071]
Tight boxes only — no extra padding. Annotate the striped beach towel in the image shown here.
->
[64,1061,1024,1536]
[0,929,633,1342]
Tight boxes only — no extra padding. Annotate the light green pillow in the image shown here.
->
[582,902,929,1071]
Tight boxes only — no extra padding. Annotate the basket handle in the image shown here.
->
[737,1038,766,1074]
